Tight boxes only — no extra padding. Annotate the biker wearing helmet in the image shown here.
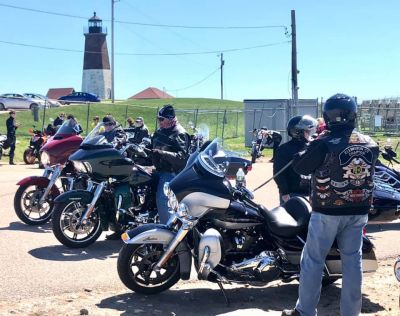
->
[283,94,379,316]
[273,115,317,205]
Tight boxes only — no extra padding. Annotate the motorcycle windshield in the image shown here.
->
[82,122,116,146]
[197,138,227,178]
[54,119,80,136]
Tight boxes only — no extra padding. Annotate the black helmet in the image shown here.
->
[287,115,318,141]
[323,93,357,129]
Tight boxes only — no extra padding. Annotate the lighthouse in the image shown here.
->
[82,12,111,100]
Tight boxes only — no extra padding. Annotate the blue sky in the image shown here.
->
[0,0,398,101]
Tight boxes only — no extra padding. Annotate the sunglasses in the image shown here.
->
[157,116,165,122]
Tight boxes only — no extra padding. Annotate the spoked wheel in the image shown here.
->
[118,243,180,294]
[23,149,36,164]
[52,201,102,248]
[14,184,54,225]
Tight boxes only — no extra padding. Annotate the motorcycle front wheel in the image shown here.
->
[14,183,54,225]
[23,148,36,164]
[52,201,103,248]
[118,243,180,295]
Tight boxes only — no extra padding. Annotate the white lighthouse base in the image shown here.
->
[82,69,111,100]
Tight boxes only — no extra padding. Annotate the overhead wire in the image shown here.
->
[0,3,288,32]
[0,39,291,56]
[166,67,220,92]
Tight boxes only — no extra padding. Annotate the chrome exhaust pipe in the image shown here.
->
[230,251,277,271]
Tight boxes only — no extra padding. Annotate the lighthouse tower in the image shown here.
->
[82,12,111,100]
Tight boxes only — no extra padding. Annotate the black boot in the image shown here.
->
[9,159,15,165]
[106,231,122,240]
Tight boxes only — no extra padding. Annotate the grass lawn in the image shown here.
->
[0,98,248,162]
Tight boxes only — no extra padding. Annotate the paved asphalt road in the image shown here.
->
[0,162,399,303]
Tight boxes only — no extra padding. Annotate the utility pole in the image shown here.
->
[291,10,299,115]
[111,0,118,103]
[220,53,225,100]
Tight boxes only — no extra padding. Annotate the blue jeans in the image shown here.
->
[295,212,368,316]
[156,172,176,224]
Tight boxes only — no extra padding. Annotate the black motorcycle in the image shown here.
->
[23,127,53,165]
[118,139,378,296]
[0,134,7,160]
[51,123,158,248]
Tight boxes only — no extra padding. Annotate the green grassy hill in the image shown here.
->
[0,98,249,162]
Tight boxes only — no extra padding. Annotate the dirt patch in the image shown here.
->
[0,258,398,316]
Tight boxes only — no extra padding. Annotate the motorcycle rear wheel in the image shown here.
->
[14,183,54,225]
[23,148,36,164]
[251,145,258,163]
[118,243,180,295]
[52,201,103,248]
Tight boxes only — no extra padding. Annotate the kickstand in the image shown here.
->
[217,281,230,307]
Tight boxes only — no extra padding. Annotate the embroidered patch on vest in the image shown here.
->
[330,180,349,188]
[316,177,330,184]
[334,189,372,202]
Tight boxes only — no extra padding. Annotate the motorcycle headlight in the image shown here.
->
[177,203,189,218]
[73,161,89,173]
[40,151,50,166]
[395,258,400,282]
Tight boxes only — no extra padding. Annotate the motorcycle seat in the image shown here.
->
[259,196,311,238]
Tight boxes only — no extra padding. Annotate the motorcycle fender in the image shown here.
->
[124,224,175,245]
[123,224,192,280]
[54,190,93,204]
[17,176,60,196]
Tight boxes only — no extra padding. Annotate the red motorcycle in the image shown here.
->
[14,119,83,225]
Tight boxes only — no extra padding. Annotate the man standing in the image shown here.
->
[282,94,379,316]
[273,115,317,205]
[53,112,65,127]
[6,110,19,165]
[151,105,189,224]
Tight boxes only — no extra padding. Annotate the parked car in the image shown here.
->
[0,93,45,110]
[23,93,61,108]
[57,92,100,104]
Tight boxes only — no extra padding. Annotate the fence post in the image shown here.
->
[235,111,239,137]
[221,109,227,144]
[40,102,46,130]
[216,111,220,138]
[155,107,159,130]
[194,108,199,128]
[86,102,90,134]
[124,104,129,127]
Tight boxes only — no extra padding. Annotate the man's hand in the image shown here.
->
[282,194,290,203]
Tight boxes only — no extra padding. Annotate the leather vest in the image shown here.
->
[311,131,378,212]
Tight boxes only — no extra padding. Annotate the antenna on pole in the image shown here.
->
[111,0,119,103]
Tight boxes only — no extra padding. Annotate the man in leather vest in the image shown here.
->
[274,115,317,205]
[282,94,379,316]
[152,104,189,223]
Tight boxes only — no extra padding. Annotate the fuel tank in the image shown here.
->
[205,201,265,229]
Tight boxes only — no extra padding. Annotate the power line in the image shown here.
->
[0,3,288,31]
[0,39,291,56]
[166,68,220,92]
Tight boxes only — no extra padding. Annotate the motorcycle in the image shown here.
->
[117,139,378,296]
[250,128,279,163]
[51,123,158,248]
[23,127,49,165]
[369,146,400,218]
[14,119,83,225]
[188,122,209,154]
[0,134,7,161]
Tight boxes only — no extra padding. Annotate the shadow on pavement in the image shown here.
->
[28,239,122,261]
[97,282,385,316]
[367,221,400,233]
[0,221,52,233]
